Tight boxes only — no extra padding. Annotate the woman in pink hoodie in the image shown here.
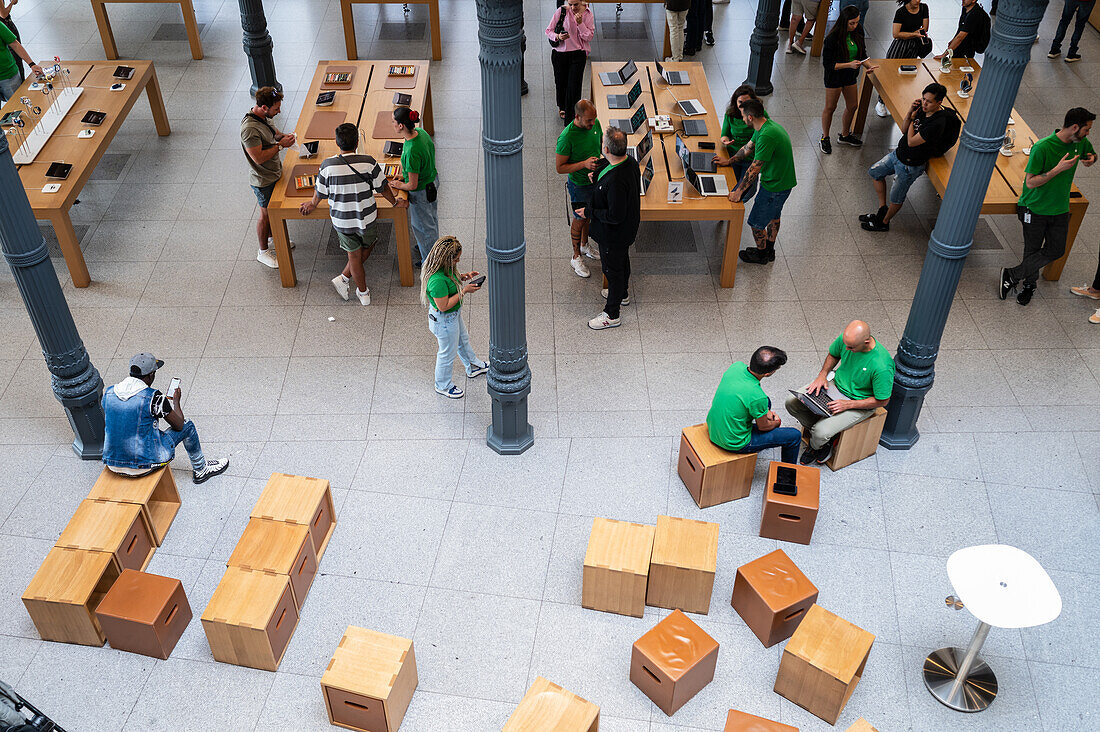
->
[547,0,595,125]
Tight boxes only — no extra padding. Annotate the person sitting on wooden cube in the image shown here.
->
[784,320,894,466]
[102,353,228,484]
[707,347,802,465]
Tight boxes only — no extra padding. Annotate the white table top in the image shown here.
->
[947,545,1062,629]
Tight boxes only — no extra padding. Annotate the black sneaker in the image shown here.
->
[684,47,697,56]
[764,246,776,262]
[837,133,863,147]
[859,206,888,224]
[1065,53,1082,63]
[739,247,771,264]
[998,267,1017,300]
[861,218,889,232]
[820,135,832,154]
[1048,49,1061,59]
[704,30,715,46]
[1016,283,1036,305]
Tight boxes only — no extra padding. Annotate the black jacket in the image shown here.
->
[586,156,641,248]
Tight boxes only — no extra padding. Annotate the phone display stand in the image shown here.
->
[667,181,683,204]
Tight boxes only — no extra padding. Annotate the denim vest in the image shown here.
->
[102,384,170,469]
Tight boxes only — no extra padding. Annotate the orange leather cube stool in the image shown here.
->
[95,568,191,659]
[322,626,418,732]
[582,517,655,618]
[774,604,875,725]
[504,676,600,732]
[228,517,318,610]
[201,566,299,671]
[646,514,719,615]
[759,462,819,545]
[731,549,818,648]
[825,407,887,471]
[678,424,757,508]
[88,466,181,545]
[252,473,337,559]
[724,709,797,731]
[631,609,719,716]
[845,719,879,732]
[55,498,156,572]
[22,547,120,646]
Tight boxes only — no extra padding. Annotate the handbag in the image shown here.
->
[548,7,566,48]
[425,181,437,203]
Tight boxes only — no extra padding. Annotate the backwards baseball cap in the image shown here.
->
[129,353,164,377]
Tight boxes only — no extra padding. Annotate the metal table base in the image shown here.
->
[923,621,999,712]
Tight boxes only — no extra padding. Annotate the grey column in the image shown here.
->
[239,0,280,95]
[476,0,534,455]
[881,0,1047,448]
[0,134,104,459]
[743,0,781,96]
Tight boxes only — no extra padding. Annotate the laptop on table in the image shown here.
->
[677,138,728,197]
[610,105,648,135]
[608,80,642,110]
[640,157,655,196]
[675,133,716,174]
[599,60,637,86]
[681,118,708,137]
[654,60,689,85]
[627,129,653,162]
[675,98,707,117]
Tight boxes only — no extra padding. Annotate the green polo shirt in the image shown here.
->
[556,119,603,186]
[401,130,437,191]
[426,271,460,312]
[0,23,18,81]
[706,362,769,452]
[828,335,895,401]
[721,108,768,154]
[751,119,797,193]
[1018,131,1094,215]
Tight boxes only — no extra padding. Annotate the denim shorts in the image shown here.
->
[869,150,926,206]
[566,178,594,219]
[747,186,792,230]
[251,182,276,208]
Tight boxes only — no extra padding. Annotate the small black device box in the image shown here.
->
[383,140,403,157]
[46,162,72,179]
[698,141,715,150]
[773,465,799,496]
[113,65,134,79]
[315,91,336,106]
[393,92,412,106]
[81,110,106,125]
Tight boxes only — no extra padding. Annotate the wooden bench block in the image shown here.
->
[228,518,318,611]
[774,604,875,725]
[95,568,191,659]
[87,466,180,546]
[201,566,299,671]
[55,499,156,572]
[731,549,818,648]
[845,719,879,732]
[827,407,887,471]
[631,609,719,716]
[322,626,418,732]
[582,517,655,618]
[646,514,719,615]
[724,709,797,731]
[678,424,756,508]
[759,462,819,545]
[251,473,336,559]
[503,676,600,732]
[22,547,121,646]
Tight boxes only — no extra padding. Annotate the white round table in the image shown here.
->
[923,544,1061,712]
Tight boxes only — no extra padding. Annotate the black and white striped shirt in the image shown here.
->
[315,153,383,235]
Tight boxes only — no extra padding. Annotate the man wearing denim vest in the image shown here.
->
[102,353,228,484]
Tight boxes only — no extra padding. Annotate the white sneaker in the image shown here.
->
[875,100,889,118]
[581,243,600,260]
[256,248,279,268]
[571,255,590,278]
[600,288,630,305]
[331,274,350,301]
[588,312,621,330]
[789,42,806,55]
[356,288,370,305]
[193,457,229,484]
[1090,308,1100,324]
[267,237,295,250]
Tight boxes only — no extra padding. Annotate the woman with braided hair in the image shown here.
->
[421,236,488,399]
[389,106,439,265]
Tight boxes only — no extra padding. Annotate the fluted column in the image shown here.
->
[743,0,781,96]
[0,133,104,458]
[881,0,1048,448]
[477,0,534,454]
[239,0,280,95]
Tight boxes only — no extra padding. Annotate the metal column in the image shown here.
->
[239,0,280,95]
[476,0,534,455]
[743,0,781,96]
[881,0,1048,448]
[0,134,105,459]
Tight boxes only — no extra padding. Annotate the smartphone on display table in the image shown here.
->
[168,378,180,396]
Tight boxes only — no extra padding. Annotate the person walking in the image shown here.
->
[547,0,594,125]
[714,84,767,202]
[819,6,878,154]
[684,0,714,56]
[875,0,932,117]
[665,0,691,61]
[422,236,488,399]
[785,0,819,55]
[1069,251,1100,323]
[388,106,438,266]
[241,87,296,268]
[555,99,603,278]
[934,0,990,61]
[1048,0,1096,63]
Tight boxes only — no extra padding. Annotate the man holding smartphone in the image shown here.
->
[102,353,228,484]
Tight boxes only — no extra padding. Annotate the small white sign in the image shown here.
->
[42,183,61,193]
[667,181,683,204]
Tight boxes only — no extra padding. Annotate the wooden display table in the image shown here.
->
[201,566,299,671]
[266,60,433,288]
[587,0,672,60]
[2,60,170,287]
[251,473,337,560]
[582,517,655,618]
[504,676,600,732]
[590,62,746,288]
[853,59,1088,281]
[87,466,180,546]
[91,0,204,60]
[341,0,442,61]
[809,0,831,57]
[322,626,419,732]
[22,547,121,646]
[55,498,156,572]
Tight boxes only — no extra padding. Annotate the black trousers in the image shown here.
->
[685,0,712,52]
[551,49,586,120]
[599,241,631,319]
[1008,208,1070,285]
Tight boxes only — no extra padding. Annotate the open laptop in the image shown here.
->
[627,129,653,162]
[675,133,716,174]
[789,384,845,418]
[640,157,655,196]
[678,138,728,197]
[654,59,689,85]
[608,79,642,110]
[599,60,637,86]
[610,105,647,135]
[675,98,707,116]
[681,118,707,137]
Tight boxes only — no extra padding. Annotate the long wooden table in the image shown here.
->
[265,60,433,288]
[853,58,1088,281]
[809,0,830,57]
[91,0,204,60]
[590,62,745,287]
[341,0,442,61]
[2,60,170,287]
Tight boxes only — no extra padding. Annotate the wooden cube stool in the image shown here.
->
[322,626,418,732]
[582,517,655,618]
[731,549,818,648]
[201,566,299,671]
[94,568,191,659]
[826,407,887,471]
[55,499,156,571]
[678,424,757,508]
[228,518,318,610]
[252,473,336,559]
[845,719,879,732]
[504,676,599,732]
[22,547,121,646]
[631,609,719,716]
[87,466,181,545]
[724,709,797,731]
[774,604,875,725]
[759,462,819,545]
[646,515,719,615]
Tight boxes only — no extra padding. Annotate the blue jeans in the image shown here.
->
[869,150,926,205]
[407,186,439,263]
[0,73,20,103]
[428,308,485,392]
[747,186,792,230]
[732,160,758,202]
[162,420,207,472]
[1051,0,1095,54]
[735,426,802,465]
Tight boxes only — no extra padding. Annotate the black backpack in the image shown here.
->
[927,109,962,158]
[971,8,992,54]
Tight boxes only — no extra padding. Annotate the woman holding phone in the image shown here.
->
[422,236,488,399]
[546,0,594,125]
[389,106,438,266]
[819,6,878,154]
[875,0,931,117]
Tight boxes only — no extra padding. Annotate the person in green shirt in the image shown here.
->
[555,99,602,279]
[1001,107,1096,306]
[785,320,895,465]
[421,236,487,399]
[706,347,802,464]
[389,106,438,266]
[0,13,41,103]
[713,84,767,202]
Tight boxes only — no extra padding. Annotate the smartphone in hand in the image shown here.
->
[470,275,486,287]
[168,377,181,395]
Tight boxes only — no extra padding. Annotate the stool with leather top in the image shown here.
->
[630,609,719,716]
[731,548,818,648]
[95,568,191,659]
[759,461,819,545]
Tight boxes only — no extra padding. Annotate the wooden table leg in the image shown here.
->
[811,0,828,57]
[1043,197,1089,281]
[269,211,298,287]
[341,0,358,60]
[49,211,91,288]
[719,207,744,288]
[663,21,671,60]
[424,78,435,136]
[179,0,205,60]
[429,0,442,61]
[146,68,172,136]
[394,205,414,287]
[91,0,120,61]
[852,73,873,138]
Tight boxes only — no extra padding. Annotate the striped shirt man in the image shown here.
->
[315,153,384,235]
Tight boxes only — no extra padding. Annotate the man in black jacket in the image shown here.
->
[577,126,640,330]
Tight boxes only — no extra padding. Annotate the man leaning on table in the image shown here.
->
[242,86,296,269]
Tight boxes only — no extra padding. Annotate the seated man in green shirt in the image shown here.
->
[706,346,802,465]
[785,320,895,465]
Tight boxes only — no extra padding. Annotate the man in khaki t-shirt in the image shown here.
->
[241,86,295,268]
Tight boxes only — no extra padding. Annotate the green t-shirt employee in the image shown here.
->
[388,106,439,263]
[0,22,42,100]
